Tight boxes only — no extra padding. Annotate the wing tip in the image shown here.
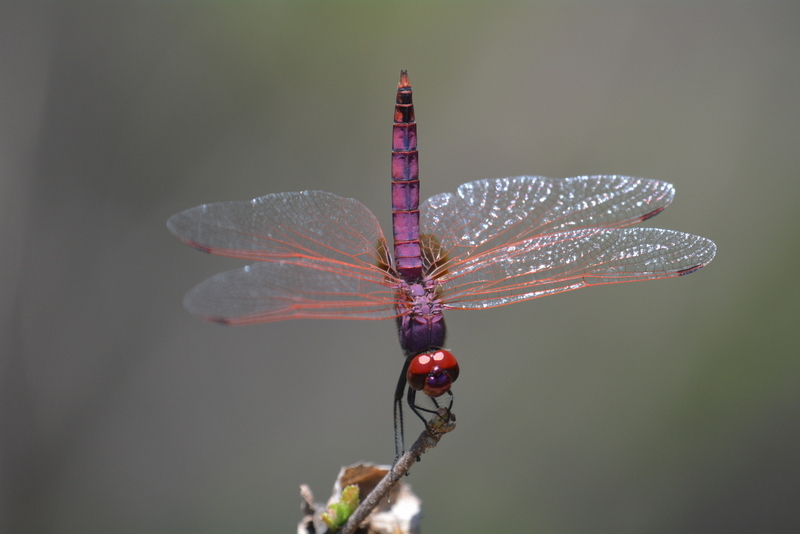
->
[677,239,716,276]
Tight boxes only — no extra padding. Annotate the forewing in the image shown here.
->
[439,228,716,309]
[168,191,391,283]
[420,176,674,274]
[184,260,400,324]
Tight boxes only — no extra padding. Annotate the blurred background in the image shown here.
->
[2,2,799,533]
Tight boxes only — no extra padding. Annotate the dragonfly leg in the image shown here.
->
[393,395,405,465]
[394,354,455,464]
[407,387,453,433]
[393,357,414,463]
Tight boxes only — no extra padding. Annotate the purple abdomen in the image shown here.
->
[392,71,422,281]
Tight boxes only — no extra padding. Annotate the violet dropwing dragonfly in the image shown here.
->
[168,71,716,458]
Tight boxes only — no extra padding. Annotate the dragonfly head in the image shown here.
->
[407,349,460,397]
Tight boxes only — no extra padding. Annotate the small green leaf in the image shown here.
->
[321,485,360,531]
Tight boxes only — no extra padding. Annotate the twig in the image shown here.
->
[339,409,456,534]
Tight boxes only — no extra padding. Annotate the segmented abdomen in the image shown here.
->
[391,70,422,280]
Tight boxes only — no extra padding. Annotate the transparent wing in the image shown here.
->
[168,190,401,323]
[184,261,400,324]
[420,176,674,275]
[439,227,716,309]
[168,190,391,284]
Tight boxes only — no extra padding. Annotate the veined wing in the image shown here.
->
[184,260,400,325]
[420,176,674,275]
[168,191,391,284]
[438,227,716,309]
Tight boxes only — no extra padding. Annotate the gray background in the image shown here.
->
[3,2,799,533]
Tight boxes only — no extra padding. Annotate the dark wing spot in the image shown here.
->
[187,240,212,254]
[678,264,705,276]
[640,206,666,222]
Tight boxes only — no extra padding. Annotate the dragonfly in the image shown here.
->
[168,71,716,458]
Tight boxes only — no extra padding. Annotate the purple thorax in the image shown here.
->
[392,72,447,355]
[395,279,447,356]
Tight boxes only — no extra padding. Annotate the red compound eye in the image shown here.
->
[407,349,460,397]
